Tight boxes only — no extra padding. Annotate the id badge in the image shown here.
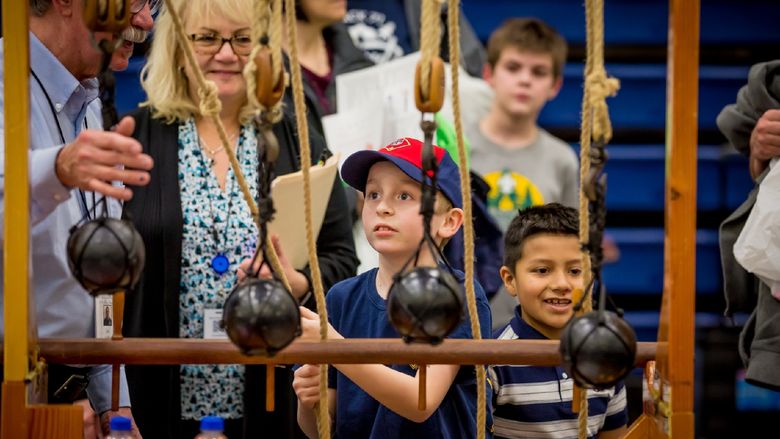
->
[203,308,228,340]
[94,294,113,339]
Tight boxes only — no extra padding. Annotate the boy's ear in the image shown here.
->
[482,63,494,85]
[499,265,518,297]
[436,207,464,240]
[547,75,564,101]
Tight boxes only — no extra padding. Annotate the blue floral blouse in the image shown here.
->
[178,119,259,420]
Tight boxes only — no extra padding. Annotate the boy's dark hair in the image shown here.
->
[503,203,579,270]
[486,17,567,79]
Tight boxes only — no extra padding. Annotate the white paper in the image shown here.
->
[322,108,383,172]
[334,52,423,146]
[332,51,493,151]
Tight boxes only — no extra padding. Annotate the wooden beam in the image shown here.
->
[624,414,669,439]
[28,338,659,366]
[658,0,699,435]
[1,382,27,439]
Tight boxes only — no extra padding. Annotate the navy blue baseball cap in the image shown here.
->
[341,137,463,209]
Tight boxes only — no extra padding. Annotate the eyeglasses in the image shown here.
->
[188,33,253,57]
[130,0,162,15]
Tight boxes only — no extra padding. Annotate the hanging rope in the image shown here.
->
[160,0,291,292]
[283,0,331,437]
[446,1,485,438]
[576,0,619,437]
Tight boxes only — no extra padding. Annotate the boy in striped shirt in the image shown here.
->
[489,204,627,438]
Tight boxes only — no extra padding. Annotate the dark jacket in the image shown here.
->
[302,22,374,135]
[717,59,780,391]
[122,102,358,438]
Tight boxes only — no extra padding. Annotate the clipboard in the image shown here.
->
[267,153,340,270]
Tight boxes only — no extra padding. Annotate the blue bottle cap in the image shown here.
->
[200,415,224,431]
[109,416,132,431]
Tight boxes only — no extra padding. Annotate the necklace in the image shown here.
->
[199,132,238,157]
[196,127,242,275]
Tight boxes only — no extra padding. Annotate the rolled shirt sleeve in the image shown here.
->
[29,145,72,226]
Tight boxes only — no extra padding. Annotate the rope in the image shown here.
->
[284,0,330,437]
[576,0,618,437]
[446,1,485,438]
[244,0,284,123]
[160,0,291,292]
[419,0,443,101]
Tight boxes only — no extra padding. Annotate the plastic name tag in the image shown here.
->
[95,294,113,339]
[204,308,228,340]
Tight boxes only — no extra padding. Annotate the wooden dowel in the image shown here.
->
[572,385,582,413]
[266,365,275,412]
[111,364,120,411]
[112,291,125,341]
[28,339,659,367]
[111,291,125,411]
[418,365,426,411]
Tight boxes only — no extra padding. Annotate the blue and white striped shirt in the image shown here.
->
[489,308,627,439]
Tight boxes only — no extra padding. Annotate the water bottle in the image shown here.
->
[105,416,133,439]
[194,415,228,439]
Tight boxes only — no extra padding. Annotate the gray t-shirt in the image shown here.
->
[468,122,580,330]
[467,122,579,232]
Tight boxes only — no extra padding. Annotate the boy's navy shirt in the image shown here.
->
[326,267,494,438]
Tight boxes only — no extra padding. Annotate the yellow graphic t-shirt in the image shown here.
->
[484,169,545,231]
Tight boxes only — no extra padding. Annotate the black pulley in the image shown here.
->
[559,310,637,389]
[67,217,145,296]
[222,278,301,355]
[387,266,464,344]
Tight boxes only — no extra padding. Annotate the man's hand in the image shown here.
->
[100,407,142,438]
[55,116,153,200]
[74,399,99,438]
[293,364,322,410]
[749,109,780,178]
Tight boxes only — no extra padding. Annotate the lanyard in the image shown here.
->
[30,69,101,220]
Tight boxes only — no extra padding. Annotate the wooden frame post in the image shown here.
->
[660,0,699,435]
[2,1,32,438]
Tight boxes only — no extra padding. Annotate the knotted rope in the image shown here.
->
[283,0,331,437]
[575,0,619,437]
[445,1,485,438]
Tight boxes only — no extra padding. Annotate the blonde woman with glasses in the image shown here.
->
[121,0,358,437]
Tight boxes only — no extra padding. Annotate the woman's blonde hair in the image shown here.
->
[141,0,260,124]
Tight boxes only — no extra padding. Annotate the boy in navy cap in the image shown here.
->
[292,137,493,438]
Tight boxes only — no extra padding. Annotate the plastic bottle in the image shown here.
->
[105,416,133,439]
[194,415,228,439]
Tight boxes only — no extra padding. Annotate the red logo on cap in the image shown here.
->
[379,137,446,177]
[382,138,412,152]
